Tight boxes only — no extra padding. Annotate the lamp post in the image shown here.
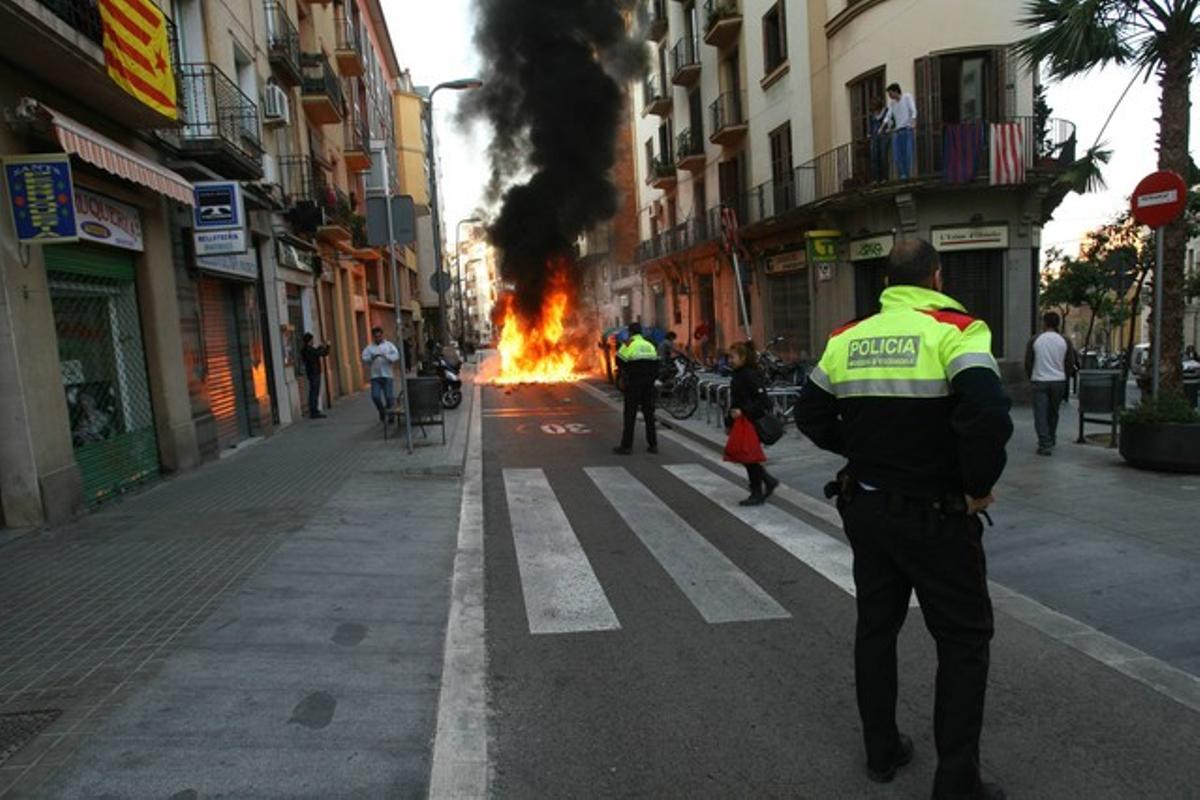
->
[425,78,483,347]
[456,217,483,345]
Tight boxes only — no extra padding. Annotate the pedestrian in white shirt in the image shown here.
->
[885,82,918,180]
[1024,312,1079,455]
[362,326,400,421]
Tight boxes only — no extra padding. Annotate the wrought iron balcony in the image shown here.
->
[643,73,672,117]
[35,0,102,43]
[279,155,317,209]
[675,128,705,172]
[334,5,364,77]
[703,0,741,48]
[648,157,677,190]
[709,92,747,146]
[264,1,302,86]
[342,109,371,172]
[647,0,668,42]
[174,63,263,179]
[671,36,701,86]
[300,53,345,124]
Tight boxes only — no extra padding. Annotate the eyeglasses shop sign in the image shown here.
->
[75,188,143,251]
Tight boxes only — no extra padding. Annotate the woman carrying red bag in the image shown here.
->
[723,341,780,506]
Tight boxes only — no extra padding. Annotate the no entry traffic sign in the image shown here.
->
[1131,170,1187,228]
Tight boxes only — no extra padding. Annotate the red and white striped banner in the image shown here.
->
[989,122,1026,186]
[720,205,740,254]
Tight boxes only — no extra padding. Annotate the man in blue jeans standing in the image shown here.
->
[885,82,917,180]
[1024,312,1078,455]
[362,326,400,421]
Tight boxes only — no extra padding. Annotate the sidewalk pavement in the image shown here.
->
[0,377,477,797]
[598,378,1200,681]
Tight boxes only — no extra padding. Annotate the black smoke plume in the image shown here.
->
[468,0,644,318]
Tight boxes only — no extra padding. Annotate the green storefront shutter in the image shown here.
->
[44,243,136,281]
[47,244,160,506]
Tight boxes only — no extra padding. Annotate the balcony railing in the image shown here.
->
[342,110,371,171]
[675,127,705,170]
[703,0,741,47]
[635,209,720,264]
[648,157,677,188]
[300,53,345,124]
[709,92,746,145]
[643,74,672,116]
[737,116,1078,227]
[264,1,302,86]
[334,6,364,76]
[175,63,263,178]
[36,0,102,43]
[279,155,316,208]
[648,0,669,41]
[671,36,701,86]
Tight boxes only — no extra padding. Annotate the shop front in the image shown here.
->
[46,195,160,505]
[194,250,269,452]
[762,246,813,362]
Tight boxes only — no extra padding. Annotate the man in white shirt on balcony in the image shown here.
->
[884,82,918,180]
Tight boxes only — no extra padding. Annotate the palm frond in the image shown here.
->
[1015,0,1137,78]
[1056,145,1114,194]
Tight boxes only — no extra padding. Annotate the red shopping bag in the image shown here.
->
[724,416,766,464]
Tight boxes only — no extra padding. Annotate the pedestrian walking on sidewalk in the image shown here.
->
[613,322,659,455]
[301,333,330,419]
[725,341,778,506]
[795,238,1013,800]
[1025,312,1078,455]
[362,327,400,422]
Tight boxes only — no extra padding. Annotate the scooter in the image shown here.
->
[435,356,464,409]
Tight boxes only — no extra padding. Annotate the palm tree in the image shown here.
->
[1017,0,1199,394]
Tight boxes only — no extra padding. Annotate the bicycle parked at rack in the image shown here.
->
[655,356,701,420]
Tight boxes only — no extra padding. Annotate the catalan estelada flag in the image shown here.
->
[99,0,178,120]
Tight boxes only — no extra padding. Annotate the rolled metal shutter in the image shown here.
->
[45,244,160,505]
[199,277,241,449]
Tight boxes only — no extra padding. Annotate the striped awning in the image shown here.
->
[31,100,194,206]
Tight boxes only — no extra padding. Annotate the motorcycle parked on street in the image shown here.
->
[433,355,463,410]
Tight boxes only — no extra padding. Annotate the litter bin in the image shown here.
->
[1185,379,1199,410]
[1077,369,1123,445]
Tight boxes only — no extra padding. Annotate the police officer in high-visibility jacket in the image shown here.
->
[613,322,660,454]
[795,239,1012,800]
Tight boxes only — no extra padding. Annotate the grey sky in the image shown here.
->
[382,0,1199,266]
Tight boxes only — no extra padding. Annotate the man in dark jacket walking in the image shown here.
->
[300,333,330,419]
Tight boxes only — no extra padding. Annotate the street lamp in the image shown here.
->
[456,217,483,344]
[425,78,484,346]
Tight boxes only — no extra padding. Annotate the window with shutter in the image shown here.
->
[914,55,941,174]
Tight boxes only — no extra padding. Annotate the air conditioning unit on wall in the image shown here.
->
[263,84,290,126]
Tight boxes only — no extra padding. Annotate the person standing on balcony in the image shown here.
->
[869,97,892,183]
[884,83,917,180]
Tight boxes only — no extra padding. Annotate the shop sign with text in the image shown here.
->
[3,154,77,243]
[75,188,143,251]
[931,225,1009,252]
[849,234,895,262]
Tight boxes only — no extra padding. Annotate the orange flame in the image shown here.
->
[492,261,589,385]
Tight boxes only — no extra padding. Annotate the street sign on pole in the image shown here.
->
[1131,171,1187,229]
[366,195,415,247]
[1130,170,1188,400]
[430,270,452,293]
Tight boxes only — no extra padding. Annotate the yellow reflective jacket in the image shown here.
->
[795,285,1012,499]
[617,334,660,383]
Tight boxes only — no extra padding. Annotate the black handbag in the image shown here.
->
[754,412,785,446]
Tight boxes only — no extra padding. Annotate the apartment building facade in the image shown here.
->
[0,0,409,527]
[630,0,1076,381]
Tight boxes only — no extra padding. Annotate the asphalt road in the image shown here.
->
[480,383,1200,799]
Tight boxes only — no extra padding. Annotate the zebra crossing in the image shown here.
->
[500,462,879,635]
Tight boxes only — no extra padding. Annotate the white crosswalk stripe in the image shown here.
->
[584,467,790,625]
[503,468,621,635]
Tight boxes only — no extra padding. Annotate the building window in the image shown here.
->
[762,2,787,75]
[645,138,655,174]
[769,123,794,212]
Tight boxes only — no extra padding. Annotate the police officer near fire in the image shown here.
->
[613,322,660,455]
[794,239,1012,800]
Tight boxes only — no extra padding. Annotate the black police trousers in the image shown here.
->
[840,489,994,799]
[619,377,657,449]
